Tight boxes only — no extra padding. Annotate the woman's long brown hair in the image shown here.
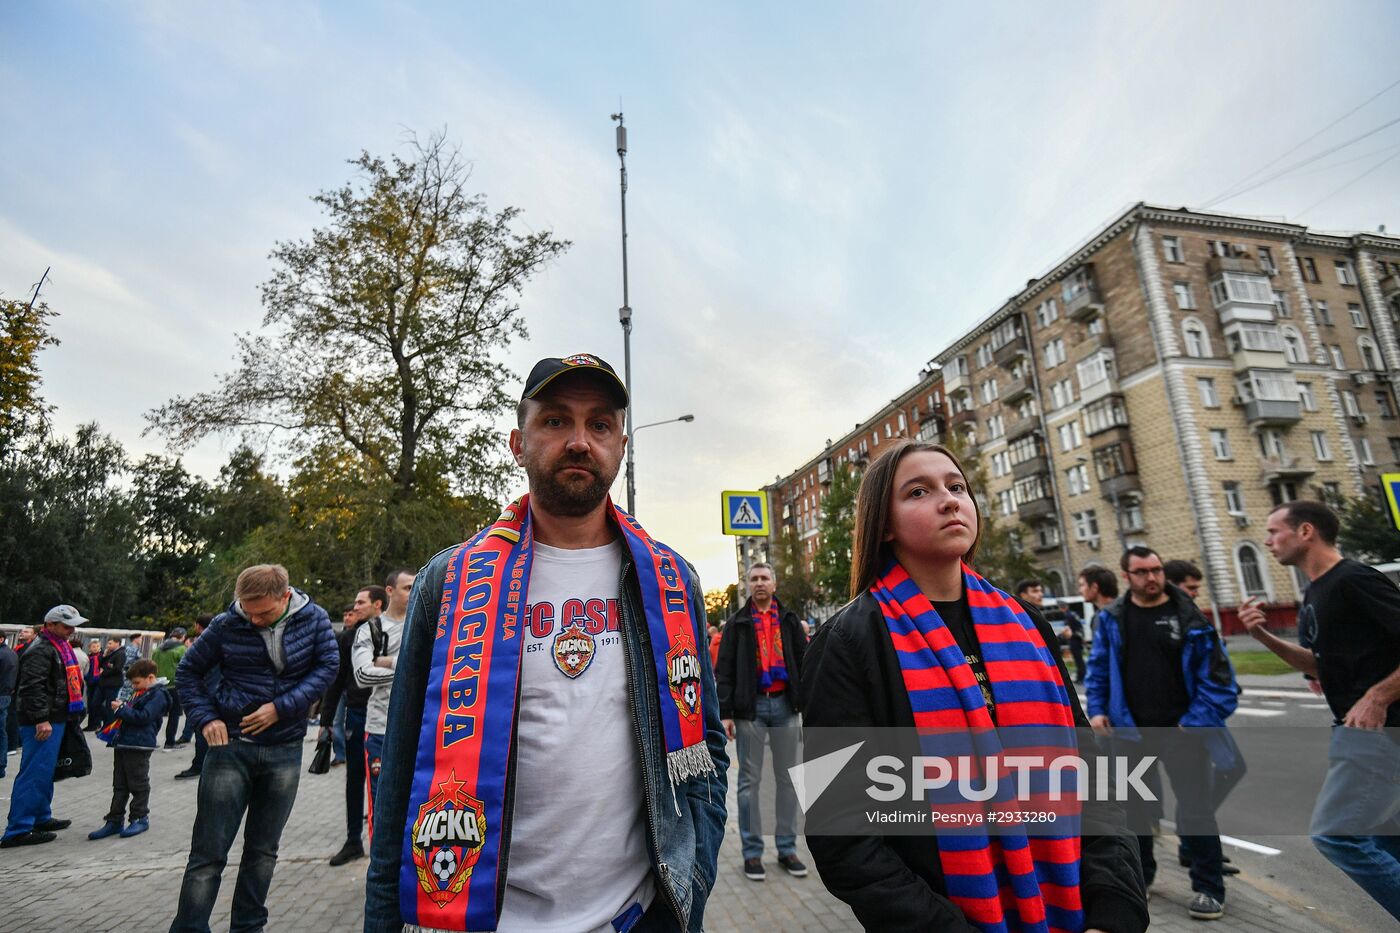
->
[848,440,982,598]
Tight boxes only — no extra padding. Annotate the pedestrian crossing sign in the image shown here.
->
[721,490,769,536]
[1383,473,1400,532]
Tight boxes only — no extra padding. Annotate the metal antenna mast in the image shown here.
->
[611,111,637,513]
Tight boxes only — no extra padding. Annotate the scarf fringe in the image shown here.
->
[667,741,717,788]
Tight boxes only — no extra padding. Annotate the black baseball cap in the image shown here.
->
[521,354,629,408]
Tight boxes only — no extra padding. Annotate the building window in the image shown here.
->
[872,431,880,447]
[1057,421,1082,451]
[1311,431,1333,461]
[1183,319,1211,358]
[987,414,1005,439]
[1342,389,1360,417]
[1082,395,1129,435]
[1066,463,1091,496]
[1330,345,1346,370]
[1336,260,1357,286]
[1258,246,1277,275]
[1119,496,1145,532]
[885,422,894,439]
[1273,290,1291,317]
[1043,338,1066,368]
[1359,337,1382,371]
[1050,378,1076,409]
[1377,390,1396,419]
[1282,326,1307,364]
[1298,382,1317,411]
[898,412,907,432]
[1389,437,1400,462]
[1210,428,1232,460]
[1035,298,1059,328]
[1036,523,1060,549]
[1190,376,1218,408]
[1224,481,1244,514]
[1236,543,1269,598]
[1349,303,1367,328]
[1093,443,1131,481]
[998,489,1016,516]
[1359,436,1375,465]
[1162,236,1184,263]
[1207,239,1234,258]
[980,379,1000,404]
[1300,257,1320,283]
[1076,351,1115,390]
[1072,510,1100,542]
[1173,282,1196,309]
[1316,300,1332,325]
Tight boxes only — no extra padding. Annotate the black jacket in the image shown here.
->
[16,634,83,726]
[801,592,1148,933]
[320,624,371,715]
[98,647,126,689]
[0,643,17,696]
[715,599,809,720]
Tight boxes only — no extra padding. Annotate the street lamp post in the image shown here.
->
[610,112,637,513]
[625,415,695,515]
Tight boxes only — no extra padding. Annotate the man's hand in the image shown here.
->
[240,702,281,736]
[373,656,395,670]
[110,700,121,711]
[35,721,52,741]
[1238,596,1267,635]
[1343,691,1389,730]
[722,718,735,741]
[1089,715,1112,737]
[1306,677,1324,696]
[203,720,229,746]
[318,726,330,743]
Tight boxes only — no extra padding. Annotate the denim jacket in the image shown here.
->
[1084,584,1242,770]
[364,543,729,933]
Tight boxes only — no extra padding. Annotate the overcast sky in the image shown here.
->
[4,1,1399,592]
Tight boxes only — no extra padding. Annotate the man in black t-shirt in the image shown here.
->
[1084,546,1238,921]
[1243,499,1400,922]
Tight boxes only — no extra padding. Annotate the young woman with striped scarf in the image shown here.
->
[802,441,1147,933]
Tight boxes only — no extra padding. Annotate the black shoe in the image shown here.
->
[1,831,57,848]
[778,854,808,877]
[34,819,70,832]
[1188,892,1225,920]
[743,857,765,881]
[1179,854,1237,874]
[163,742,177,750]
[174,767,201,780]
[329,841,365,866]
[174,739,191,747]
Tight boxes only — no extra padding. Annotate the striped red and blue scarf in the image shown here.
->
[872,561,1084,933]
[44,630,86,716]
[400,495,714,931]
[97,687,147,746]
[753,602,787,691]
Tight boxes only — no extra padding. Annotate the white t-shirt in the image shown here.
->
[494,540,655,932]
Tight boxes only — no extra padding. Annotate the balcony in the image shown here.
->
[1243,398,1302,425]
[817,459,832,485]
[943,368,969,396]
[1226,323,1288,371]
[1072,332,1115,363]
[1017,496,1058,522]
[994,333,1030,369]
[1101,472,1143,498]
[1012,455,1050,480]
[1231,346,1288,371]
[1007,414,1041,440]
[1063,265,1104,321]
[1077,348,1119,405]
[1207,255,1266,277]
[950,407,978,429]
[1031,529,1063,554]
[1259,454,1315,484]
[1382,274,1400,298]
[1210,263,1276,327]
[1002,373,1034,403]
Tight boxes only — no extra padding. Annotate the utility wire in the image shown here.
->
[1204,114,1400,207]
[1295,147,1400,218]
[1205,76,1400,206]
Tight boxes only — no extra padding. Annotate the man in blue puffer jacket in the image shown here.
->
[1085,545,1240,923]
[170,564,339,933]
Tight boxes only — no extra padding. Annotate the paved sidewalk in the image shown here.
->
[0,733,1374,931]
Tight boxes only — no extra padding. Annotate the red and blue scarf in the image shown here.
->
[753,602,787,691]
[400,495,713,931]
[97,687,147,746]
[44,630,86,716]
[872,561,1083,933]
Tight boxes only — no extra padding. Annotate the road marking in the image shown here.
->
[1234,708,1286,717]
[1163,821,1283,856]
[1302,703,1331,709]
[1257,700,1287,706]
[1241,689,1316,700]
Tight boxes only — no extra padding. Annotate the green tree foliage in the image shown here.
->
[0,295,58,447]
[703,586,737,626]
[1338,491,1400,563]
[812,462,860,604]
[943,432,1042,590]
[773,526,821,620]
[146,133,570,555]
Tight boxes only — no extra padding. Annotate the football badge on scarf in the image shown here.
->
[411,771,487,907]
[666,641,702,720]
[552,623,595,679]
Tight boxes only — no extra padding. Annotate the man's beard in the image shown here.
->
[526,450,620,517]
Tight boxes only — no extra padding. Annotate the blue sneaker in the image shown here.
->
[118,818,148,838]
[88,821,123,840]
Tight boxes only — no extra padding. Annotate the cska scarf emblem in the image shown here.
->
[400,495,713,931]
[44,630,86,716]
[871,561,1084,933]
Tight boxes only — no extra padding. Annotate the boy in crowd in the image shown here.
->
[90,659,170,839]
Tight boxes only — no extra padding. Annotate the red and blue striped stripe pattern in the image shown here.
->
[872,561,1084,933]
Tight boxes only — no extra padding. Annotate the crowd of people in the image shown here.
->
[1,351,1397,933]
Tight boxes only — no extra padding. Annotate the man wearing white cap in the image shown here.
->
[2,605,90,848]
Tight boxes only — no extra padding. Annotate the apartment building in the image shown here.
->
[744,204,1400,625]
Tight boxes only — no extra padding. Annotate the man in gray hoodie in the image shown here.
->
[351,567,414,830]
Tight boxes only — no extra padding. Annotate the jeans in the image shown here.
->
[343,706,366,846]
[332,698,346,763]
[0,696,9,776]
[169,738,303,933]
[735,692,799,860]
[1126,729,1225,902]
[364,731,384,836]
[1310,726,1400,922]
[3,721,65,839]
[106,748,154,823]
[164,687,184,746]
